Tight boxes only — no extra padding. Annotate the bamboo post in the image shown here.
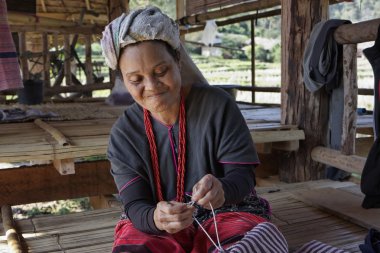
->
[251,19,256,104]
[18,32,29,80]
[341,44,358,155]
[64,34,72,86]
[1,205,23,253]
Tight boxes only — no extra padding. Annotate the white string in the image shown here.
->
[209,202,223,251]
[186,198,225,252]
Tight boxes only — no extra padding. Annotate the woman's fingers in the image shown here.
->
[154,201,195,234]
[192,174,225,209]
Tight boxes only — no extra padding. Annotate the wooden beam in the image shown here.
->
[0,161,116,206]
[1,205,24,253]
[311,146,365,174]
[178,0,281,25]
[8,12,80,27]
[181,9,281,34]
[279,0,329,182]
[10,24,103,34]
[341,44,357,155]
[36,13,108,24]
[250,129,305,143]
[334,18,380,44]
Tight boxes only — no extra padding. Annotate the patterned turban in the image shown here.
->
[101,6,180,70]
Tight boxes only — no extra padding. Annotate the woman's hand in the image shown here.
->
[191,174,225,210]
[153,201,195,234]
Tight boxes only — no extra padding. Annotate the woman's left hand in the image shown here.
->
[191,174,225,210]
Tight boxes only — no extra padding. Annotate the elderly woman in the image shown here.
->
[102,6,287,253]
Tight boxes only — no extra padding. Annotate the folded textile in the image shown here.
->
[295,240,349,253]
[359,228,380,253]
[0,108,58,122]
[0,0,23,91]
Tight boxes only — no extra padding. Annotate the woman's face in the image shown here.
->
[119,41,181,114]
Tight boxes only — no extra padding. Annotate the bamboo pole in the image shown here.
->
[34,119,71,146]
[334,18,380,44]
[1,205,23,253]
[311,146,365,175]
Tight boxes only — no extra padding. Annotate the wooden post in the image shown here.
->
[176,0,186,41]
[42,32,51,88]
[108,0,129,86]
[85,35,94,97]
[279,0,329,182]
[251,19,256,104]
[18,32,29,80]
[64,34,72,86]
[341,44,358,155]
[1,205,23,253]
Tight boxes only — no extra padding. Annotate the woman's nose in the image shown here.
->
[144,75,158,89]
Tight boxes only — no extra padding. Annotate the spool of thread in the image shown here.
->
[356,108,367,115]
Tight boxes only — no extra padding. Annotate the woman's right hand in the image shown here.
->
[153,201,195,234]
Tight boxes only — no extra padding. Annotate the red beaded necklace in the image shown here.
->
[143,96,186,202]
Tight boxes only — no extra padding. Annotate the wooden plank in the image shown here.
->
[292,187,380,231]
[251,129,305,143]
[311,146,365,174]
[0,161,116,206]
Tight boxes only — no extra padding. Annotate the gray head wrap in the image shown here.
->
[101,6,180,70]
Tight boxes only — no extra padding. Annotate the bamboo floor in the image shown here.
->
[0,179,375,253]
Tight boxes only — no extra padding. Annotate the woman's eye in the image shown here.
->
[155,66,168,76]
[128,76,141,84]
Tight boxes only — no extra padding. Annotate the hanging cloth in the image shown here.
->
[361,24,380,209]
[303,19,352,181]
[0,0,23,91]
